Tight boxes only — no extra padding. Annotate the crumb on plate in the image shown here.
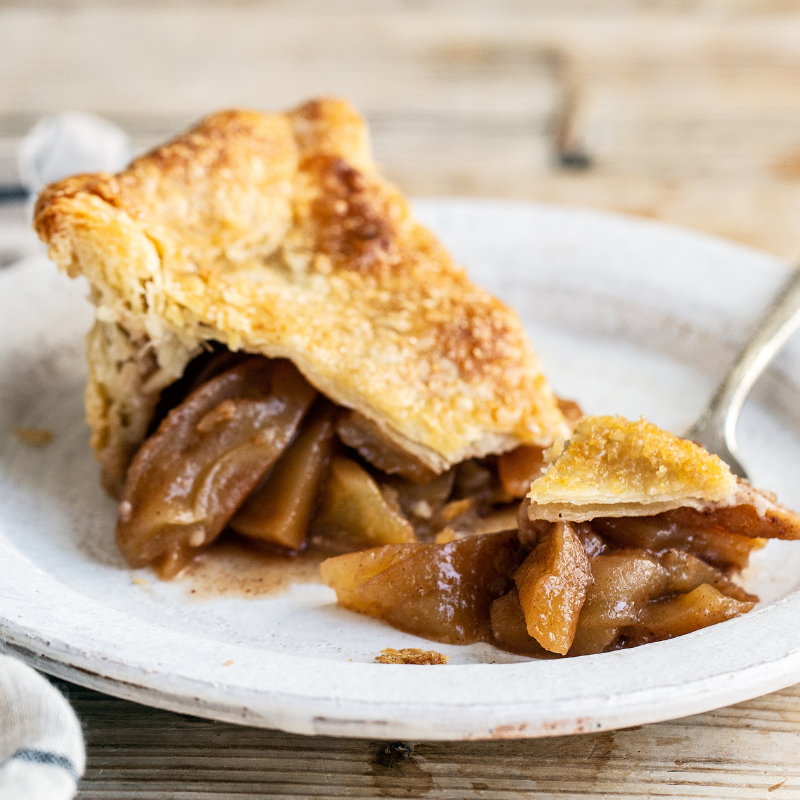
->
[15,427,53,446]
[375,648,449,665]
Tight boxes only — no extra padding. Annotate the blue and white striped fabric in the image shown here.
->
[0,655,84,799]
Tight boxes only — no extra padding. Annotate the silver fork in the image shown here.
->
[687,268,800,479]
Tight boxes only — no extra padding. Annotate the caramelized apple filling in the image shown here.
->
[322,505,764,657]
[117,348,550,574]
[320,530,523,644]
[117,357,316,569]
[120,354,789,660]
[513,521,592,655]
[229,399,338,550]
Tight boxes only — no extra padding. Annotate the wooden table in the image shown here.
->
[59,677,800,798]
[5,0,800,261]
[6,2,800,797]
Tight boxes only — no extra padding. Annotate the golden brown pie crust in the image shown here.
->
[526,415,800,543]
[34,98,568,496]
[527,415,739,521]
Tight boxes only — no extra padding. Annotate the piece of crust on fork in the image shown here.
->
[34,97,568,497]
[526,415,800,540]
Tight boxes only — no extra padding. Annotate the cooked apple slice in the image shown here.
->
[658,549,758,604]
[498,445,547,498]
[592,515,763,572]
[639,584,755,638]
[513,521,592,655]
[489,590,551,657]
[321,530,523,644]
[319,544,421,614]
[314,456,416,546]
[388,469,456,532]
[230,401,337,550]
[569,549,668,656]
[336,410,437,484]
[117,358,316,568]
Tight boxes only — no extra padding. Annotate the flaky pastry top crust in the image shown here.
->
[34,98,568,490]
[527,415,738,521]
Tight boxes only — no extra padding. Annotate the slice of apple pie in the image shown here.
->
[33,97,569,573]
[322,415,800,656]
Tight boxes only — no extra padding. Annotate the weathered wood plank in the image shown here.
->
[530,174,800,261]
[6,3,800,258]
[6,5,800,183]
[58,679,800,799]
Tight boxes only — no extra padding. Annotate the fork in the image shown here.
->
[687,268,800,479]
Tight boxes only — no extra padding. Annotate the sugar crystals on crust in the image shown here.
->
[527,415,738,521]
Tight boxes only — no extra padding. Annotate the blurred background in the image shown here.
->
[3,0,800,258]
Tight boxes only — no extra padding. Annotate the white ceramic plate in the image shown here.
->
[3,200,800,740]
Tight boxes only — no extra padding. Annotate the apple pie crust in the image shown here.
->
[33,97,568,501]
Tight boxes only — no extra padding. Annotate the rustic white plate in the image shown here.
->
[3,200,800,740]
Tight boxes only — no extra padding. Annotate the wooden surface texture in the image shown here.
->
[5,1,800,257]
[5,1,800,797]
[59,678,800,799]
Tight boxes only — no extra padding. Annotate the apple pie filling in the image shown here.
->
[116,348,562,579]
[118,353,798,659]
[320,505,764,657]
[321,415,800,657]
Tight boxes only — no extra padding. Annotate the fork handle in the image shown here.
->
[688,267,800,449]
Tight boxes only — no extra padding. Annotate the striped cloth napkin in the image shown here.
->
[0,655,85,799]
